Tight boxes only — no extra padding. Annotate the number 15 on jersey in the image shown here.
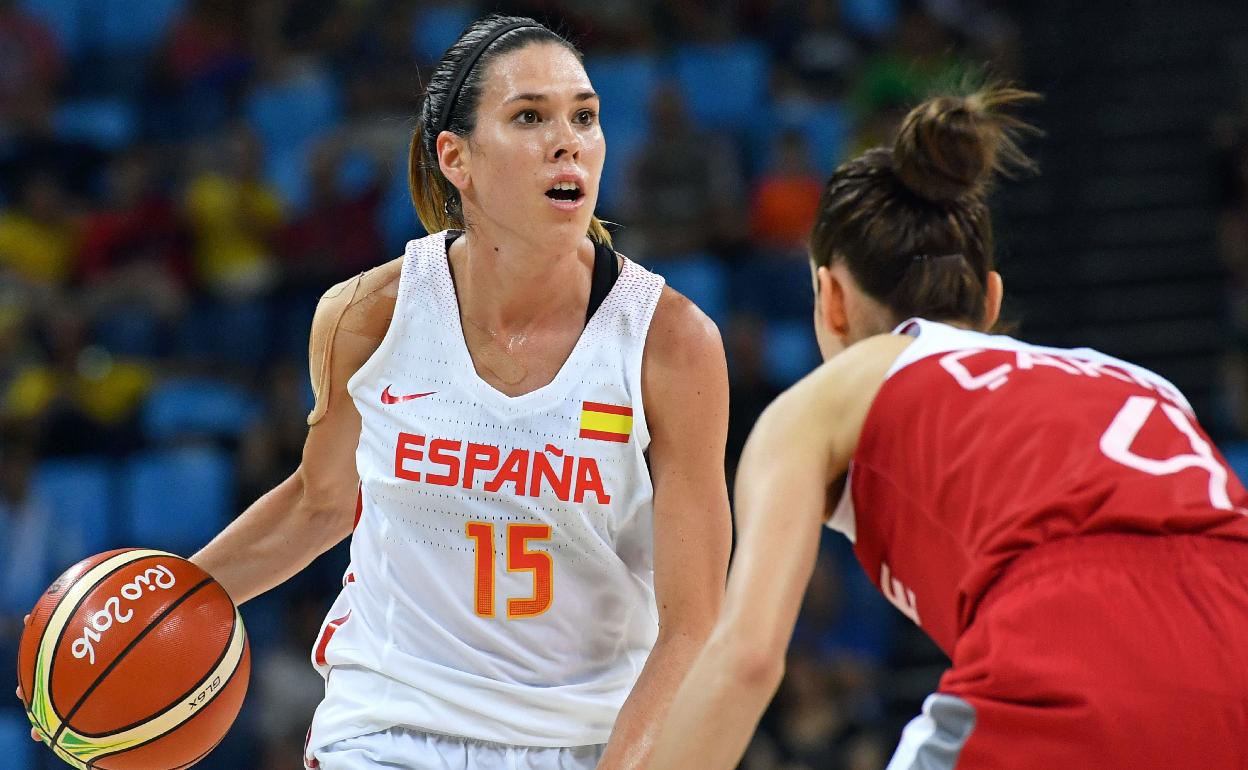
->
[466,522,554,619]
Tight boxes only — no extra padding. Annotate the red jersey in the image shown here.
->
[830,319,1248,656]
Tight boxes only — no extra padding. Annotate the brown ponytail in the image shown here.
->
[409,122,456,235]
[810,84,1039,329]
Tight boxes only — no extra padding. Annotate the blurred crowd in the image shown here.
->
[0,0,1019,767]
[1217,118,1248,441]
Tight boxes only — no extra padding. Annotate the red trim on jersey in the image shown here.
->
[582,401,633,416]
[313,610,352,667]
[579,428,630,443]
[343,571,356,587]
[353,484,363,530]
[304,728,320,768]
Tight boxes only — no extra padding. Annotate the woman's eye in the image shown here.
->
[576,109,597,125]
[516,109,540,124]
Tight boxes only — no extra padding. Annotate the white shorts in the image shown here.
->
[309,727,605,770]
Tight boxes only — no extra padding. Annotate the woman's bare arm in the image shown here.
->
[191,263,399,603]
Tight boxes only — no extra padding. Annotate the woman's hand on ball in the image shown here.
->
[16,614,40,741]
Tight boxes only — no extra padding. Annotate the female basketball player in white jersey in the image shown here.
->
[163,14,729,770]
[650,87,1248,769]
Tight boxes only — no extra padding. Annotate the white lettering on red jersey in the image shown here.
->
[306,232,665,756]
[830,319,1248,656]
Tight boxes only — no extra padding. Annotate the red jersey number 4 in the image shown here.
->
[1100,395,1236,512]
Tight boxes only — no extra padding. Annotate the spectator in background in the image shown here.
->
[0,0,63,128]
[235,359,312,506]
[0,171,79,291]
[162,0,253,96]
[922,0,1020,75]
[185,125,284,298]
[2,308,152,456]
[340,2,419,118]
[0,89,105,203]
[154,0,254,138]
[725,317,783,468]
[79,148,190,345]
[253,588,330,767]
[622,83,745,261]
[851,7,965,115]
[1216,122,1248,439]
[0,440,74,672]
[279,138,384,286]
[750,129,823,254]
[1217,123,1248,332]
[651,0,740,45]
[273,138,384,358]
[781,0,862,100]
[0,278,30,388]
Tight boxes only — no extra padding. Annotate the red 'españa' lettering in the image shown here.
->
[394,433,425,482]
[485,449,529,495]
[392,434,613,504]
[574,458,610,504]
[463,443,501,489]
[425,439,462,486]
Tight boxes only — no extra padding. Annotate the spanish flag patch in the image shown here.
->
[579,401,633,443]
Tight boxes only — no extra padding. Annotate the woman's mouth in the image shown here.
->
[545,181,585,209]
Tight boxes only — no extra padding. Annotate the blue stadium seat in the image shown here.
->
[673,41,770,132]
[732,256,812,321]
[412,4,475,63]
[586,54,660,210]
[122,447,234,555]
[773,100,852,177]
[92,303,164,358]
[0,710,34,770]
[141,378,262,444]
[587,54,661,125]
[841,0,900,38]
[247,71,340,150]
[649,256,728,329]
[18,0,87,58]
[762,319,821,387]
[246,71,340,206]
[267,143,314,213]
[176,299,275,365]
[53,98,138,150]
[96,0,186,54]
[1219,441,1248,487]
[382,146,422,252]
[31,457,115,556]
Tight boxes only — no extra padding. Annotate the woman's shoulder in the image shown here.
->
[306,256,404,425]
[331,256,404,339]
[642,284,725,388]
[649,284,721,354]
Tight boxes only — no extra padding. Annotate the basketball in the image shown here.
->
[16,549,250,770]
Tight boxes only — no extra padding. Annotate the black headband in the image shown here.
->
[434,22,542,137]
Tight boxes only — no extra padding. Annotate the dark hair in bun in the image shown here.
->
[811,85,1039,328]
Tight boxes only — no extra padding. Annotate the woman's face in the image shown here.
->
[451,42,604,249]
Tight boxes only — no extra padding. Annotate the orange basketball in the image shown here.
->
[17,549,250,770]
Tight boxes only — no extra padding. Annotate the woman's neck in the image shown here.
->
[449,228,593,333]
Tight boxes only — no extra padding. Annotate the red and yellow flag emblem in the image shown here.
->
[579,401,633,443]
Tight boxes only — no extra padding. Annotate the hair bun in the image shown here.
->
[893,87,1039,204]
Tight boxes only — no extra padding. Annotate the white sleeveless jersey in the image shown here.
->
[306,232,666,754]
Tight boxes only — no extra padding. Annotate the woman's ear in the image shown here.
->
[436,131,470,194]
[817,265,851,341]
[983,270,1004,330]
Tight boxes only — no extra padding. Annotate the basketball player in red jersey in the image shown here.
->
[20,15,731,770]
[650,87,1248,770]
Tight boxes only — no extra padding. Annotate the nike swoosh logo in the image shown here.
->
[381,385,437,404]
